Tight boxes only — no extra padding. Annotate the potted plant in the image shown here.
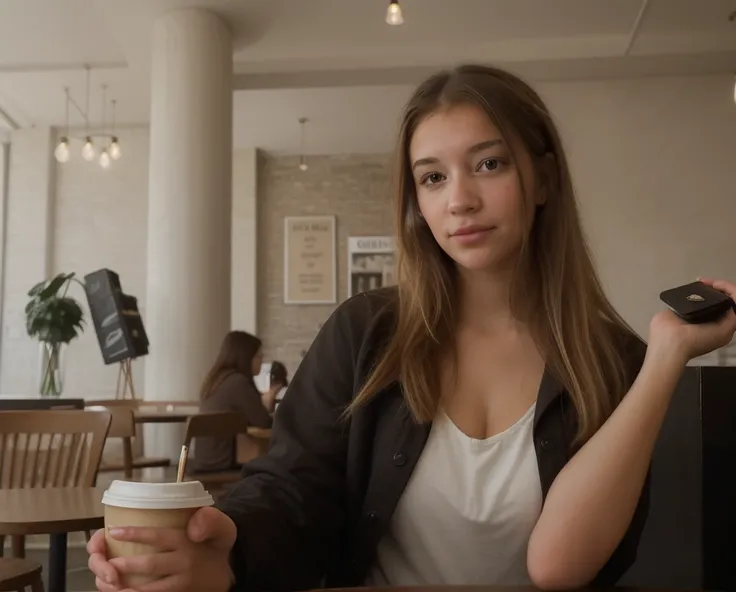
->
[25,272,85,396]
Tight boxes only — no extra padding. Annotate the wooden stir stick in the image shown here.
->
[176,445,189,483]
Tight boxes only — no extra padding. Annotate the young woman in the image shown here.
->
[192,330,272,473]
[261,360,289,412]
[88,65,736,592]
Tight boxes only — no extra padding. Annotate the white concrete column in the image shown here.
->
[0,128,56,394]
[145,9,233,459]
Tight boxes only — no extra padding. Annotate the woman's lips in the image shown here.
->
[451,225,494,245]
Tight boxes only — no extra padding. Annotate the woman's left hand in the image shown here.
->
[648,278,736,364]
[104,507,236,592]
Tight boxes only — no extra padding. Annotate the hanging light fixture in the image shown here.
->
[53,65,124,166]
[298,117,309,171]
[54,138,70,163]
[109,99,121,160]
[81,67,96,161]
[98,85,111,169]
[54,87,71,163]
[386,0,404,25]
[99,149,111,169]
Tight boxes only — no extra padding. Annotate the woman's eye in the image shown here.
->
[421,172,446,185]
[479,158,500,172]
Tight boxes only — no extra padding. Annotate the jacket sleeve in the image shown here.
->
[214,294,375,591]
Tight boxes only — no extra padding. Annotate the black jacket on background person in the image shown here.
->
[215,287,650,591]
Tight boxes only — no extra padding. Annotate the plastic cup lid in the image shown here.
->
[102,480,214,510]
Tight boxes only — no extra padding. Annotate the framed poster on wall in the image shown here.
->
[284,215,337,304]
[347,236,396,297]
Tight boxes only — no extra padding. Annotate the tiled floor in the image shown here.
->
[4,466,177,591]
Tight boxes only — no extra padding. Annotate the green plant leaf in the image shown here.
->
[27,280,46,297]
[39,273,74,300]
[25,275,85,344]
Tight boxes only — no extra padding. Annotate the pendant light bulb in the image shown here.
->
[109,137,121,160]
[733,74,736,104]
[386,0,404,25]
[82,137,96,161]
[298,117,308,172]
[54,137,70,163]
[99,149,111,169]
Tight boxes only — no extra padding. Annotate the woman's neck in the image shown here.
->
[456,265,527,333]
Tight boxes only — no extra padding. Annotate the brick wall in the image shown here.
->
[256,153,393,374]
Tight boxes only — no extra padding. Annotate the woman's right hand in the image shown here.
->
[87,506,237,591]
[648,277,736,365]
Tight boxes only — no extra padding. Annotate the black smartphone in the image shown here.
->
[659,281,735,324]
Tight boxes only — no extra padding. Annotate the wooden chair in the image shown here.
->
[85,401,170,477]
[0,557,43,591]
[0,409,111,559]
[183,413,252,495]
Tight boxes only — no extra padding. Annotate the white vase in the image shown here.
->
[37,341,66,397]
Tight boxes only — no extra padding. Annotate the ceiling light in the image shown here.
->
[99,149,111,169]
[386,0,404,25]
[82,137,96,161]
[298,117,309,172]
[109,136,121,160]
[54,88,72,163]
[109,100,121,160]
[54,137,70,163]
[53,68,124,166]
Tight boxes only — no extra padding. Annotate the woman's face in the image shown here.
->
[409,103,542,274]
[251,348,263,377]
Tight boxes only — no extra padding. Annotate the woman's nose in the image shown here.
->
[447,177,481,215]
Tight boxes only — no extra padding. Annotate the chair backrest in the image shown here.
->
[86,405,135,439]
[0,409,111,488]
[183,412,250,448]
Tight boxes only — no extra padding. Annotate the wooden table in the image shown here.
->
[0,398,84,411]
[134,410,195,424]
[0,486,105,592]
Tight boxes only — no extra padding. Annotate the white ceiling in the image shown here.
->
[0,0,734,153]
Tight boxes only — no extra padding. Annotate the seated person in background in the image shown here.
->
[261,360,289,412]
[192,330,272,473]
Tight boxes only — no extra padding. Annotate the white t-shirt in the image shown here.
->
[367,403,542,586]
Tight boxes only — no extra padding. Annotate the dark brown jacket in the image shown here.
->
[193,373,273,472]
[216,287,649,591]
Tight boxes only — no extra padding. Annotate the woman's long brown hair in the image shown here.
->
[350,64,637,444]
[200,330,262,400]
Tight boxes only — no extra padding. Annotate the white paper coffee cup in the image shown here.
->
[103,480,214,587]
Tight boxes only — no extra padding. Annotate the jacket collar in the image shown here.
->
[534,367,566,427]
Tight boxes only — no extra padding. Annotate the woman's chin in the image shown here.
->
[449,249,519,275]
[451,253,505,273]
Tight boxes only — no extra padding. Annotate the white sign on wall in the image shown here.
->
[347,236,396,298]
